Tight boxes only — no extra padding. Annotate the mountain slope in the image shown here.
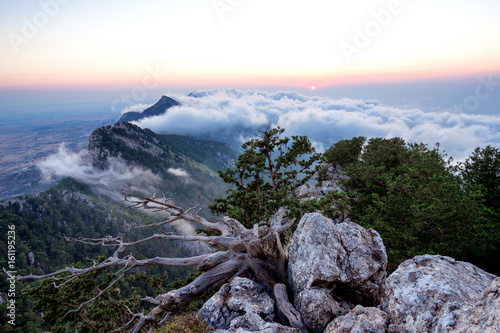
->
[116,95,180,123]
[88,122,236,209]
[0,124,238,331]
[0,122,238,282]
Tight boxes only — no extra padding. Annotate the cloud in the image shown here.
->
[38,145,161,199]
[167,168,189,178]
[133,89,500,162]
[119,103,153,115]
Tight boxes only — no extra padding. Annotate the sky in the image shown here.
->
[0,0,499,165]
[1,0,499,91]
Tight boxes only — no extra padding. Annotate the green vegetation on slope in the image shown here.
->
[322,137,499,273]
[89,122,237,210]
[209,127,342,230]
[0,123,239,332]
[0,181,197,332]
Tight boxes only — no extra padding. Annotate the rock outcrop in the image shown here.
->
[199,277,296,332]
[294,165,343,201]
[324,305,388,333]
[294,288,341,333]
[452,276,500,332]
[214,313,299,333]
[196,215,498,333]
[382,254,497,332]
[288,213,387,332]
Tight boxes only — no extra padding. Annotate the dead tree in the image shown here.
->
[14,194,307,332]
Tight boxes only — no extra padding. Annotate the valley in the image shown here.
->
[0,108,116,200]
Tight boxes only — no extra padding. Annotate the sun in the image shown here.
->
[310,85,316,90]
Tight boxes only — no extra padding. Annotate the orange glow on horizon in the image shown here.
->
[1,62,499,91]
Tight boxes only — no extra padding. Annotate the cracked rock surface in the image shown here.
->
[213,312,299,333]
[199,277,278,331]
[324,305,388,333]
[288,213,387,332]
[382,255,497,332]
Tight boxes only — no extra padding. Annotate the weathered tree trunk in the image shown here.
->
[274,283,310,333]
[15,196,305,332]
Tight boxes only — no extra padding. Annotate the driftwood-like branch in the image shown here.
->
[124,193,235,236]
[274,283,309,333]
[16,254,209,282]
[67,233,217,248]
[16,195,300,332]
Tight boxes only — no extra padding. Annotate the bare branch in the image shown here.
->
[274,283,309,333]
[184,191,204,214]
[110,306,140,333]
[16,190,304,332]
[122,233,218,247]
[130,305,164,333]
[269,208,295,234]
[124,193,184,213]
[141,296,161,305]
[124,192,235,236]
[221,216,252,237]
[133,215,182,229]
[64,231,216,260]
[65,264,135,317]
[16,254,209,282]
[63,235,119,246]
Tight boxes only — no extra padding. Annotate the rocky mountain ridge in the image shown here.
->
[116,95,180,123]
[89,121,236,173]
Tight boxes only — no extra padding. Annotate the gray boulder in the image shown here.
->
[294,165,343,200]
[294,288,341,333]
[318,165,344,194]
[294,183,322,201]
[324,305,388,333]
[448,276,500,332]
[213,312,299,333]
[288,213,387,332]
[382,254,497,333]
[289,213,387,306]
[199,277,274,330]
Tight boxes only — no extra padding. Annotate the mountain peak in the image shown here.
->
[116,95,180,124]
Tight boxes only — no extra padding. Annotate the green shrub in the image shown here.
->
[156,313,210,333]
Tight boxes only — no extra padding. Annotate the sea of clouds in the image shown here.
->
[38,88,500,200]
[134,88,500,162]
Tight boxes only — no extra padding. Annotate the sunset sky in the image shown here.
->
[1,0,499,90]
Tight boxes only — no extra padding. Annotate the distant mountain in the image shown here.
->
[1,122,238,275]
[90,122,236,174]
[88,122,237,209]
[116,95,180,123]
[0,112,243,331]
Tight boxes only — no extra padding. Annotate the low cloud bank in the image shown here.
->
[38,145,161,200]
[134,89,500,161]
[119,103,153,115]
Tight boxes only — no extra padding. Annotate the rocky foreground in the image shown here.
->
[197,212,499,333]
